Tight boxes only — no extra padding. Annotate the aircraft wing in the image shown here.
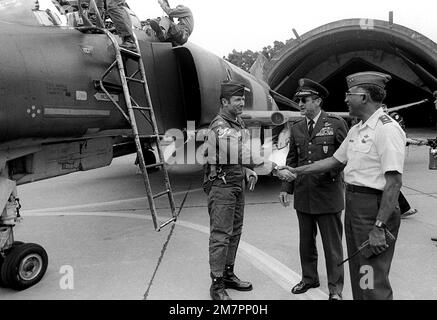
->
[241,110,303,126]
[269,90,300,111]
[387,99,429,113]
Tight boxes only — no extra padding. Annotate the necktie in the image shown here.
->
[308,119,314,136]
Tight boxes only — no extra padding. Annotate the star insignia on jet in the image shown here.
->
[26,105,41,119]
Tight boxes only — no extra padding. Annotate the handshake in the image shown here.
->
[272,166,297,182]
[244,165,296,192]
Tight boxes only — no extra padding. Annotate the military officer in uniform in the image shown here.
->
[204,80,295,300]
[279,79,348,300]
[287,72,406,300]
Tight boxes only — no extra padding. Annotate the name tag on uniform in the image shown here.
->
[315,127,334,137]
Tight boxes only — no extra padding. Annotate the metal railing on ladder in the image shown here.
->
[76,0,178,232]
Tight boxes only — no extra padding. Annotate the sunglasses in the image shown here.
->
[295,96,319,104]
[345,92,368,99]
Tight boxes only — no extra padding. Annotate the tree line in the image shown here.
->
[224,39,294,72]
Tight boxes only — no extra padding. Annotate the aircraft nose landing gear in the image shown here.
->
[0,241,48,290]
[1,178,48,291]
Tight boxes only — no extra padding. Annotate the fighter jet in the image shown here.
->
[0,0,305,290]
[0,1,434,291]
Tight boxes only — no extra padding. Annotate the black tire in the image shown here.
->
[0,241,25,288]
[0,243,48,290]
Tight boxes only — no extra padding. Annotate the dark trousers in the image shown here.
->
[345,191,401,300]
[398,191,411,214]
[296,211,344,295]
[168,24,190,45]
[94,0,134,38]
[207,184,245,277]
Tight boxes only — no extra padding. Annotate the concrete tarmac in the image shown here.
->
[1,129,436,300]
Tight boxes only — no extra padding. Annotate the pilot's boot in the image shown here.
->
[120,36,137,52]
[224,265,253,291]
[210,273,231,300]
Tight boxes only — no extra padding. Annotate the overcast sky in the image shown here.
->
[126,0,437,58]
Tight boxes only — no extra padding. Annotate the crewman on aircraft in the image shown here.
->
[148,0,194,46]
[91,0,137,51]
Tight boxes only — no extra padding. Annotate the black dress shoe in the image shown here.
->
[291,281,320,294]
[329,293,343,300]
[401,208,417,219]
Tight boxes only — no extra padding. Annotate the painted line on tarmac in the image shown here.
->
[22,188,204,214]
[403,186,437,200]
[23,210,328,300]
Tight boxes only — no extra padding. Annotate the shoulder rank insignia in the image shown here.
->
[379,115,392,125]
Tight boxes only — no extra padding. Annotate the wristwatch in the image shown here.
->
[374,220,386,229]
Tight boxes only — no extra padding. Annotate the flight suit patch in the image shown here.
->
[217,127,241,139]
[217,127,231,138]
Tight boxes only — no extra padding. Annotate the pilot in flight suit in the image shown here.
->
[204,81,294,300]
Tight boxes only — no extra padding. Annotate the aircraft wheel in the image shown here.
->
[0,241,24,288]
[0,243,48,290]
